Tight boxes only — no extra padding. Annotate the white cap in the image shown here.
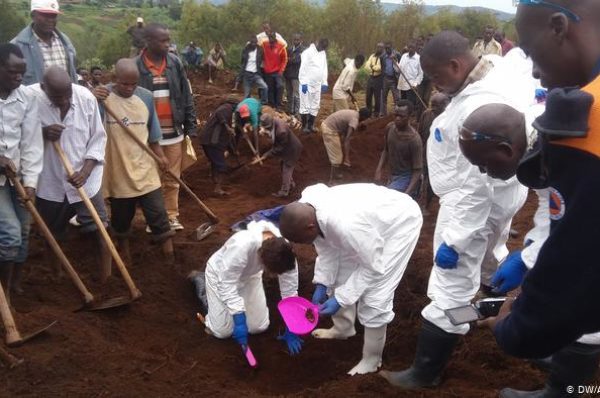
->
[31,0,61,14]
[137,17,144,23]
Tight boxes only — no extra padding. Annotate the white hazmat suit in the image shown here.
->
[204,221,298,338]
[422,51,538,335]
[299,183,422,375]
[298,43,328,116]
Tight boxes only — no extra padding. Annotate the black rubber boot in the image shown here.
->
[188,271,208,316]
[380,319,460,389]
[301,114,309,133]
[500,342,600,398]
[307,115,317,133]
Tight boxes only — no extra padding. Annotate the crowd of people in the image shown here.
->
[2,0,600,396]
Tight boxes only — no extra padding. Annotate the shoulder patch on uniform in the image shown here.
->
[434,128,442,142]
[548,187,566,221]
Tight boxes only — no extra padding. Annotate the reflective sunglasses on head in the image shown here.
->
[518,0,581,22]
[459,125,513,144]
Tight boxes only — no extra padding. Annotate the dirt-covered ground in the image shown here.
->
[1,70,567,397]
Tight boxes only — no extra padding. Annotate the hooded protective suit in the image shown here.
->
[422,50,535,335]
[299,44,328,116]
[299,183,422,328]
[204,220,298,338]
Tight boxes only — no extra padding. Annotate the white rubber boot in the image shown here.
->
[348,324,387,376]
[312,304,357,339]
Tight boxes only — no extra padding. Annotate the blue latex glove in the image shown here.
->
[435,242,459,269]
[321,84,328,93]
[319,297,341,316]
[301,84,308,94]
[232,312,248,346]
[491,251,527,294]
[277,328,304,355]
[312,283,328,305]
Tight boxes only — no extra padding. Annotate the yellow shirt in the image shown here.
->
[103,92,161,198]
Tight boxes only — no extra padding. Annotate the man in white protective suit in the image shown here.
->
[380,32,533,389]
[189,220,304,355]
[279,183,423,375]
[456,93,600,398]
[298,38,329,134]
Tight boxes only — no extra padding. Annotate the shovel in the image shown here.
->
[52,142,142,301]
[102,103,219,240]
[0,282,56,347]
[8,175,131,312]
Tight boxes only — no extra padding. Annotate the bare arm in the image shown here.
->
[375,149,387,182]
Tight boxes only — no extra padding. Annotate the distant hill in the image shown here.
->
[201,1,515,22]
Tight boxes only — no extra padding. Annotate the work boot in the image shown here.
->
[188,270,208,316]
[379,319,460,389]
[500,342,600,398]
[348,325,387,376]
[307,115,317,133]
[301,114,309,133]
[313,304,356,339]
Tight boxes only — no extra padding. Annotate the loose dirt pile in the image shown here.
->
[1,71,564,397]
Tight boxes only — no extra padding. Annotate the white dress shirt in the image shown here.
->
[397,52,423,91]
[31,83,106,203]
[0,85,43,189]
[245,49,258,73]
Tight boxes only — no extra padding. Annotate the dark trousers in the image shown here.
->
[264,73,284,109]
[109,188,172,241]
[401,89,418,106]
[285,77,300,115]
[366,75,383,116]
[381,76,400,116]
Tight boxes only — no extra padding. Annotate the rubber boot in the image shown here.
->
[380,319,460,389]
[161,237,175,265]
[348,325,387,376]
[96,232,112,284]
[11,263,24,295]
[188,270,208,316]
[312,304,357,339]
[301,114,309,133]
[307,115,316,133]
[500,343,600,398]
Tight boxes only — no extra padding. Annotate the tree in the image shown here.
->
[0,0,27,42]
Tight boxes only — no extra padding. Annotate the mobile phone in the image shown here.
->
[444,297,508,326]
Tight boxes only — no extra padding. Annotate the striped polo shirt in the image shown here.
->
[142,52,182,146]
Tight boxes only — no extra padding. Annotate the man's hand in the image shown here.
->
[243,124,253,135]
[157,155,170,172]
[92,86,110,101]
[478,297,515,330]
[18,187,36,206]
[68,170,91,188]
[42,124,65,142]
[0,156,17,176]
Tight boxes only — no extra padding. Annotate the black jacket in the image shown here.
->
[494,82,600,358]
[136,53,197,138]
[284,44,306,79]
[241,45,264,74]
[200,100,238,149]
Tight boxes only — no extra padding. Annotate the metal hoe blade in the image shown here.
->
[77,296,133,312]
[7,320,58,347]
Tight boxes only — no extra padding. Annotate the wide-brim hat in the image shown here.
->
[532,87,593,138]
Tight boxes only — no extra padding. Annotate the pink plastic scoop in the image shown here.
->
[278,296,320,335]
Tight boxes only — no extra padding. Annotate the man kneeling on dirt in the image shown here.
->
[93,59,175,264]
[279,183,423,375]
[189,220,303,355]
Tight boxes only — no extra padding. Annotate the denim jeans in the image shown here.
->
[264,73,284,108]
[243,71,268,104]
[0,184,31,263]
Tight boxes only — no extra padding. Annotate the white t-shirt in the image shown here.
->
[245,49,258,73]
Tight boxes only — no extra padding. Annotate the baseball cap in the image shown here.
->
[238,104,250,118]
[137,17,144,23]
[31,0,61,14]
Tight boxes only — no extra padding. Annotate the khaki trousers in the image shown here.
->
[161,142,183,219]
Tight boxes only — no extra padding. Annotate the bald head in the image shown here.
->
[279,202,319,244]
[516,0,600,88]
[42,67,73,110]
[420,31,479,95]
[114,58,139,98]
[459,103,527,181]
